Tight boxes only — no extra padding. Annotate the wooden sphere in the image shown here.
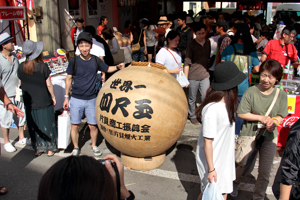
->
[96,63,188,157]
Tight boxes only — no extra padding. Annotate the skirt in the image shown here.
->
[25,105,57,153]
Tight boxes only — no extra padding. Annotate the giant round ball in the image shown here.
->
[96,62,188,157]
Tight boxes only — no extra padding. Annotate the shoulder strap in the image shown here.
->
[138,29,142,43]
[164,47,180,67]
[231,45,237,62]
[93,55,99,73]
[265,88,280,116]
[72,56,78,77]
[73,55,98,77]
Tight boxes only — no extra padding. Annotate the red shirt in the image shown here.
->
[97,25,105,36]
[263,39,298,67]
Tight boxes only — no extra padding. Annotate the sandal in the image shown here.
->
[35,152,43,157]
[47,151,56,157]
[0,186,7,195]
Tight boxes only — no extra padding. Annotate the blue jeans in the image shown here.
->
[132,46,145,62]
[235,96,243,135]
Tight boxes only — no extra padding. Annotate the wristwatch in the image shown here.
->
[125,190,135,200]
[116,64,120,70]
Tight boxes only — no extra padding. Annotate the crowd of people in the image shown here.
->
[1,9,300,199]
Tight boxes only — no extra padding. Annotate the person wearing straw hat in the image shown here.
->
[0,32,30,153]
[18,40,58,157]
[195,61,246,200]
[157,16,171,38]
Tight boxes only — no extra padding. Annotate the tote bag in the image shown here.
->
[57,110,71,149]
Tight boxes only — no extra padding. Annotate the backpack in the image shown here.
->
[230,44,251,85]
[72,55,102,92]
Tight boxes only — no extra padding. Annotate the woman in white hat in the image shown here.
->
[195,61,246,200]
[18,40,57,157]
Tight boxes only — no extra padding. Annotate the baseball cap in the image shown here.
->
[75,17,84,23]
[77,32,93,45]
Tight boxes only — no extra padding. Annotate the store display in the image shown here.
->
[43,49,69,76]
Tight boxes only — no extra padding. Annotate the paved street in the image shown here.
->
[0,118,280,200]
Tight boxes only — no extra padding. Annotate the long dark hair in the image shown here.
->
[230,23,256,55]
[38,156,116,200]
[156,34,165,54]
[195,86,238,125]
[24,53,43,75]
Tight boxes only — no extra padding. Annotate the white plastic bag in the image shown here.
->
[176,71,190,87]
[57,110,71,149]
[202,182,224,200]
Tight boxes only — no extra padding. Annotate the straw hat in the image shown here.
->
[157,16,168,25]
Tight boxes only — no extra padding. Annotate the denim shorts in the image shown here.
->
[69,97,97,125]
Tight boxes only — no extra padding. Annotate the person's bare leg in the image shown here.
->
[197,193,203,200]
[148,54,153,62]
[71,124,80,148]
[18,126,24,140]
[89,124,98,147]
[222,193,227,200]
[1,127,9,144]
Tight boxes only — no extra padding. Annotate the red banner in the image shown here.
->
[277,96,300,147]
[0,7,25,20]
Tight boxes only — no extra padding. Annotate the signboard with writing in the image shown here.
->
[277,95,300,147]
[96,65,188,158]
[0,7,25,20]
[287,95,296,114]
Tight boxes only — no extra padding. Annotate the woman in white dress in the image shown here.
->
[195,61,246,200]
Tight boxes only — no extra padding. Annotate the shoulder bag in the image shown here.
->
[110,40,125,65]
[235,88,280,166]
[131,30,142,54]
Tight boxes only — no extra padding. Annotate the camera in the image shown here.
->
[98,159,116,167]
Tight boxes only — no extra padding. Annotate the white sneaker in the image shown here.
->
[4,143,17,152]
[17,138,31,146]
[91,146,102,156]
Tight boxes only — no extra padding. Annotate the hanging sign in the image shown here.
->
[0,7,25,20]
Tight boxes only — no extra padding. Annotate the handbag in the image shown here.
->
[202,181,224,200]
[131,30,142,53]
[235,88,280,166]
[57,109,71,149]
[111,40,125,65]
[176,71,190,87]
[165,47,189,87]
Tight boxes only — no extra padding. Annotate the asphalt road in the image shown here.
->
[0,119,280,200]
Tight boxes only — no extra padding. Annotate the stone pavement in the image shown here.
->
[0,118,280,200]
